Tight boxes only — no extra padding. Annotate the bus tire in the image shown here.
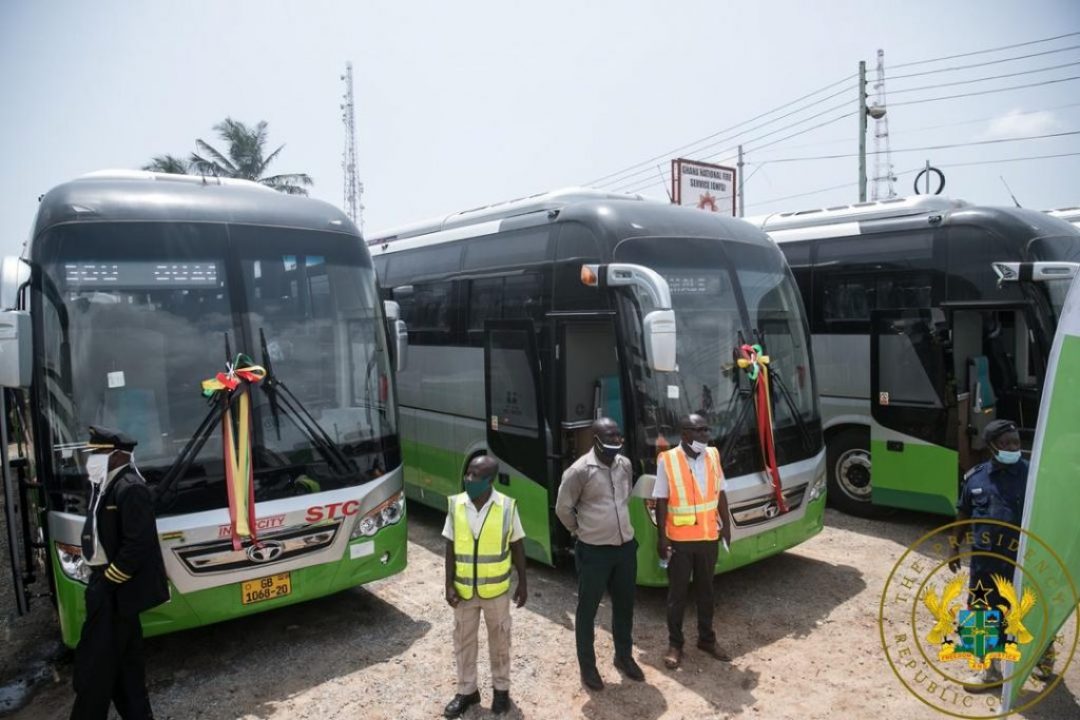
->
[826,428,888,518]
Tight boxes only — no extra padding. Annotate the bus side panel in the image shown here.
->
[53,519,408,648]
[870,432,958,515]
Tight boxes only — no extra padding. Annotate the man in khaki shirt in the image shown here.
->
[556,417,644,690]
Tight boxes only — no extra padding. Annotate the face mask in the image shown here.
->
[463,474,494,500]
[992,447,1022,465]
[594,437,623,459]
[689,440,709,454]
[86,454,110,486]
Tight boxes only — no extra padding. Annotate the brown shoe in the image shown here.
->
[663,646,682,669]
[697,640,732,661]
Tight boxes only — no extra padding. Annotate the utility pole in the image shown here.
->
[341,62,364,230]
[737,144,745,217]
[857,60,868,202]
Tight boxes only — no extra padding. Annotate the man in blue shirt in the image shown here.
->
[949,419,1054,690]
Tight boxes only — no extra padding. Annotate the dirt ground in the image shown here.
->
[2,501,1078,720]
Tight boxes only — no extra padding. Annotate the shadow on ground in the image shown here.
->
[408,498,865,718]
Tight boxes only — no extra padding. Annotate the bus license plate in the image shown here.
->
[241,573,291,605]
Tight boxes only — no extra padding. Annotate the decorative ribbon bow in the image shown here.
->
[202,355,267,551]
[737,344,789,515]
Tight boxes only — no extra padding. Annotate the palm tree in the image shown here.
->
[142,154,191,174]
[190,118,313,195]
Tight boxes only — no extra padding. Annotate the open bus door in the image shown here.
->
[1,305,34,615]
[869,308,958,515]
[483,320,553,563]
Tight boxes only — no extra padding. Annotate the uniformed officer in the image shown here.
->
[71,426,170,720]
[948,419,1055,690]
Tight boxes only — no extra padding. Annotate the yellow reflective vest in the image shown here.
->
[451,492,516,600]
[660,446,724,541]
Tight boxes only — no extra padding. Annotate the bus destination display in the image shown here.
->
[64,261,222,289]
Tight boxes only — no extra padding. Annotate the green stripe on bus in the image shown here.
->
[53,518,409,648]
[628,493,826,587]
[401,438,553,565]
[870,439,958,515]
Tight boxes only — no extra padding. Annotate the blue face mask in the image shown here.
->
[993,447,1022,465]
[463,474,494,500]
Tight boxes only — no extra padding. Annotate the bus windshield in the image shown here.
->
[613,237,818,472]
[1030,235,1080,320]
[36,222,398,516]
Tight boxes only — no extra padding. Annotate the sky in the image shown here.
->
[2,0,1079,255]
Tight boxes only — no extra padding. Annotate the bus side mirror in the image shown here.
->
[643,309,676,372]
[582,263,677,372]
[0,310,31,388]
[383,300,408,373]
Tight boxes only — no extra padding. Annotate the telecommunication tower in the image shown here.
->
[341,62,364,229]
[869,49,896,200]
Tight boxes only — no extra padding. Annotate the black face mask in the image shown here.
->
[594,437,623,460]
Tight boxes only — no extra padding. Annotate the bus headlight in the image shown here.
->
[56,542,91,584]
[351,492,406,539]
[807,463,827,503]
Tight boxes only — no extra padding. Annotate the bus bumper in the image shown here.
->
[631,493,826,587]
[53,516,408,648]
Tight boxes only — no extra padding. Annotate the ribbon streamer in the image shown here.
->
[201,355,267,550]
[737,344,789,515]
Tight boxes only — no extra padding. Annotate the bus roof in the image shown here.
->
[1046,207,1080,227]
[369,189,777,256]
[31,170,359,241]
[746,196,1080,244]
[744,195,966,232]
[367,187,644,244]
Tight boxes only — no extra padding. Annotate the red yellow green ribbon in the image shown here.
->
[202,355,266,550]
[738,344,789,515]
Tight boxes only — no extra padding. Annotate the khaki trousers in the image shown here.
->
[453,591,511,694]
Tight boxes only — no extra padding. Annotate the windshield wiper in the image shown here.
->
[258,328,356,477]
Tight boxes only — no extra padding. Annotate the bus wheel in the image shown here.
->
[826,429,887,517]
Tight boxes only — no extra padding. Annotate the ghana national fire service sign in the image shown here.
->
[671,158,736,216]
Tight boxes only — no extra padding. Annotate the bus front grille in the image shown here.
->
[729,483,808,527]
[172,523,341,575]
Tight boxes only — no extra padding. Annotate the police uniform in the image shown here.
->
[71,426,170,720]
[956,456,1028,625]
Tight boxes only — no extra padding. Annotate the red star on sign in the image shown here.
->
[697,192,718,212]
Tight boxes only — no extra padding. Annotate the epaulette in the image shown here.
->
[962,463,985,481]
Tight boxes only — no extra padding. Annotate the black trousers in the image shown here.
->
[71,575,154,720]
[666,540,718,649]
[574,539,637,670]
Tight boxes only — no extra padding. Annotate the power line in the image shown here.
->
[886,44,1080,81]
[752,129,1080,164]
[889,74,1080,108]
[888,59,1080,95]
[748,101,1080,159]
[610,105,855,193]
[744,151,1080,210]
[596,83,857,190]
[586,73,856,187]
[889,31,1080,70]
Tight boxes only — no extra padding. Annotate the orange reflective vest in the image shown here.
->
[660,446,724,542]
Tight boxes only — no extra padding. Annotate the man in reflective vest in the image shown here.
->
[653,413,732,670]
[442,455,527,718]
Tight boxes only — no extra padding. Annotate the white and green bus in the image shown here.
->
[747,197,1080,516]
[0,170,408,646]
[368,188,826,587]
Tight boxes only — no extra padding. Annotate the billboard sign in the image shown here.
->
[671,158,736,216]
